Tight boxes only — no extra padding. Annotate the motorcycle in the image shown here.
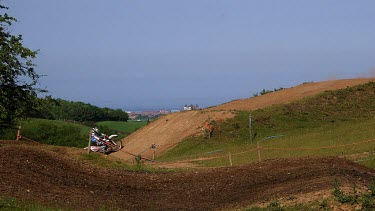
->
[88,129,123,154]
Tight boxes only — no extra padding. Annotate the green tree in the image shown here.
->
[0,4,45,128]
[31,97,129,122]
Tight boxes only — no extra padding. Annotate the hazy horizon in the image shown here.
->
[7,1,375,111]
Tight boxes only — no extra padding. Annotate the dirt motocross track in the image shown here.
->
[113,78,375,160]
[1,141,375,210]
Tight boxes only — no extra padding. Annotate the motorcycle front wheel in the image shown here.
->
[110,139,123,152]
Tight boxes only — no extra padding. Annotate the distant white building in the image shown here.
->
[184,104,199,111]
[184,106,192,111]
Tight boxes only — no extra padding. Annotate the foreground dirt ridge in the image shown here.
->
[1,142,375,210]
[113,78,375,160]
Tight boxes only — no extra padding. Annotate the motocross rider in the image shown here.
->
[91,128,107,151]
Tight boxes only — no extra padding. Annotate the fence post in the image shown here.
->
[229,152,233,166]
[151,143,156,160]
[257,141,261,162]
[16,125,21,141]
[87,131,91,154]
[249,114,253,144]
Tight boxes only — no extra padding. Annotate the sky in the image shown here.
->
[5,0,375,111]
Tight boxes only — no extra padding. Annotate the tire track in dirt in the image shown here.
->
[1,142,375,210]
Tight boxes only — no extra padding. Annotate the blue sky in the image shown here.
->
[6,0,375,110]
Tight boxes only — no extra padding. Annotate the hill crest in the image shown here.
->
[209,77,375,111]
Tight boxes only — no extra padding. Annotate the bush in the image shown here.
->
[0,119,89,148]
[368,180,375,196]
[267,200,283,211]
[22,120,87,148]
[333,178,353,203]
[0,127,18,140]
[362,194,375,210]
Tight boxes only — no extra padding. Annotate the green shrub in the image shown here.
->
[368,180,375,196]
[362,194,375,210]
[333,178,350,203]
[134,154,144,171]
[0,119,89,148]
[0,127,18,140]
[319,199,329,210]
[267,200,283,211]
[22,120,87,147]
[361,180,375,210]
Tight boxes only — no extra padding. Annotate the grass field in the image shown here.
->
[97,121,147,134]
[158,82,375,167]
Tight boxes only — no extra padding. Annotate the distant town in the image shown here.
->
[126,104,200,121]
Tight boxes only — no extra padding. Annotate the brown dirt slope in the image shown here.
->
[114,78,375,160]
[1,141,375,210]
[112,110,234,160]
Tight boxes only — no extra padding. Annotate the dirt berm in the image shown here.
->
[113,78,375,160]
[1,141,375,210]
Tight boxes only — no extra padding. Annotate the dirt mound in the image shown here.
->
[112,110,234,161]
[209,78,375,111]
[1,141,375,210]
[114,78,375,160]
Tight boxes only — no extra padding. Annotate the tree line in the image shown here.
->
[31,96,128,122]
